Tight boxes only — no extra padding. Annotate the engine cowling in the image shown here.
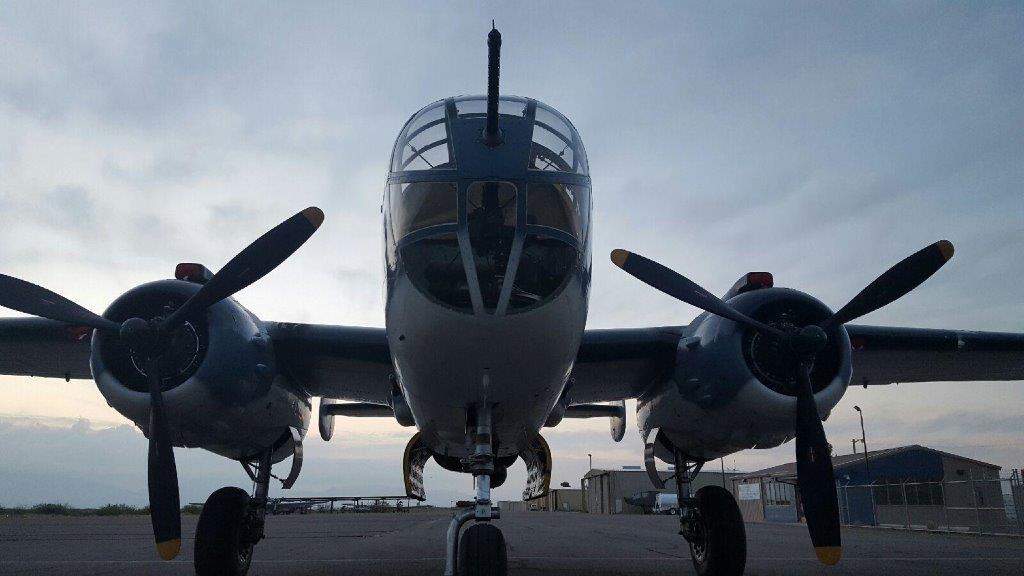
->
[91,279,309,463]
[637,287,851,461]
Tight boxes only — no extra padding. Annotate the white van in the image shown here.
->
[652,493,679,515]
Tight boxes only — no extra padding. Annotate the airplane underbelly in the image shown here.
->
[386,273,586,458]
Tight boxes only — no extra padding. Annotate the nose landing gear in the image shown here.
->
[444,405,508,576]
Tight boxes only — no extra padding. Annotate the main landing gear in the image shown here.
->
[672,452,747,576]
[445,406,507,576]
[194,451,273,576]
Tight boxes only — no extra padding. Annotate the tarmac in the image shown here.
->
[1,509,1022,575]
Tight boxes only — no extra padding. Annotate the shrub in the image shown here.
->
[31,503,72,515]
[182,504,203,515]
[97,504,145,516]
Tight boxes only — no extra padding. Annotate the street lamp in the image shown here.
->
[853,406,869,478]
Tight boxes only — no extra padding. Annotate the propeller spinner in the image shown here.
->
[610,240,954,565]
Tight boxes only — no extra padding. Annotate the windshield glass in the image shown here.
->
[401,233,472,310]
[526,183,588,240]
[529,102,588,175]
[454,95,528,118]
[390,182,457,239]
[391,101,453,172]
[507,235,576,312]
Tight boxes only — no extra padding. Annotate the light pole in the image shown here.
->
[854,406,869,478]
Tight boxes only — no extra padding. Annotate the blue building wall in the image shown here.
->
[839,448,945,525]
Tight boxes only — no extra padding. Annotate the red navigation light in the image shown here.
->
[175,263,213,284]
[725,271,775,298]
[746,272,774,289]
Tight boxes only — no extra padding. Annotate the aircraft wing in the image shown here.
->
[0,317,92,380]
[846,324,1024,386]
[265,322,394,403]
[567,326,683,404]
[564,323,1024,403]
[0,318,396,405]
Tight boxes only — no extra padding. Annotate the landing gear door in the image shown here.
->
[403,432,431,501]
[520,433,552,500]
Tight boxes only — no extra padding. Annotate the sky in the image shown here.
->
[0,1,1021,507]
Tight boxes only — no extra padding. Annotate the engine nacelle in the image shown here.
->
[637,287,851,461]
[91,279,309,463]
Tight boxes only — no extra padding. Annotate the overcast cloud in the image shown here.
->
[0,1,1021,507]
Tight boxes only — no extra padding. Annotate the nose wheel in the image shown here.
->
[458,523,508,576]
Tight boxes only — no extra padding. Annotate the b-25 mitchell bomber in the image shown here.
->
[1,26,1022,576]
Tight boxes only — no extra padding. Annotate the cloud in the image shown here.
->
[0,1,1021,507]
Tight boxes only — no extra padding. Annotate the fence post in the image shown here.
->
[971,476,981,533]
[941,481,950,533]
[868,483,876,526]
[843,483,849,525]
[1015,470,1024,534]
[901,482,910,530]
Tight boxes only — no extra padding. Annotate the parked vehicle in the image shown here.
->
[652,493,679,515]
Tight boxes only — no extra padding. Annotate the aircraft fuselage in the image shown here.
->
[383,96,592,458]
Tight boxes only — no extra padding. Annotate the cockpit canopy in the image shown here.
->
[386,96,591,316]
[390,96,588,175]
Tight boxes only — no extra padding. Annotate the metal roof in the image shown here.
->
[732,444,1001,482]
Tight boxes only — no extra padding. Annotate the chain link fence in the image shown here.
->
[837,470,1024,535]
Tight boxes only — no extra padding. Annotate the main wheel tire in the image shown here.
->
[688,485,746,576]
[458,523,508,576]
[195,487,255,576]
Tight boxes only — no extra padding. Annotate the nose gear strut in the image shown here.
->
[444,403,505,576]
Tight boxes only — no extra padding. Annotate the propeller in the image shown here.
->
[0,207,324,559]
[611,240,954,565]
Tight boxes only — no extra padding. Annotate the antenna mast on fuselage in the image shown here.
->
[482,22,504,147]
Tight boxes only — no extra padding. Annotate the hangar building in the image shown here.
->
[732,445,1009,532]
[582,467,742,514]
[500,488,583,512]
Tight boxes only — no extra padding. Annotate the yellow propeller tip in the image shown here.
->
[610,249,629,268]
[814,546,842,565]
[936,239,954,261]
[156,538,181,560]
[302,207,325,228]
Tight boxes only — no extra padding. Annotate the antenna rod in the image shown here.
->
[482,23,503,146]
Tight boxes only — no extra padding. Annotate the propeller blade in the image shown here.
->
[161,207,324,331]
[0,274,120,331]
[610,249,784,337]
[822,240,954,329]
[793,362,841,565]
[144,356,181,560]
